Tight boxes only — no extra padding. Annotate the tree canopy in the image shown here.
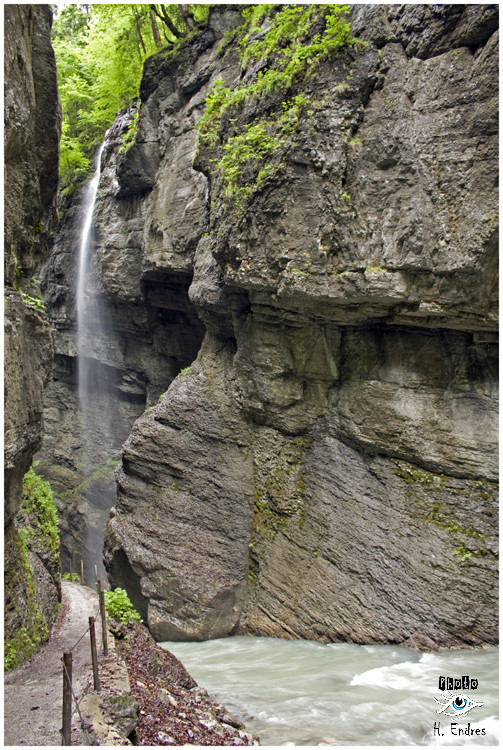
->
[52,4,209,196]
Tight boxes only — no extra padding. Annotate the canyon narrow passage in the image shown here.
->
[4,582,99,746]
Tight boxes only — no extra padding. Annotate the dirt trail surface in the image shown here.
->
[4,580,100,746]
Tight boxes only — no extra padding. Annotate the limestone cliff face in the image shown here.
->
[38,107,205,581]
[44,4,498,649]
[4,4,61,659]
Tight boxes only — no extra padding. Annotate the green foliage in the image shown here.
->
[119,107,140,153]
[197,4,360,212]
[4,527,50,670]
[240,3,357,70]
[62,573,80,582]
[13,276,46,317]
[198,5,358,146]
[14,282,47,317]
[4,465,58,669]
[4,624,45,671]
[21,464,60,565]
[104,587,142,625]
[218,93,311,208]
[52,6,95,193]
[21,292,46,316]
[53,4,208,197]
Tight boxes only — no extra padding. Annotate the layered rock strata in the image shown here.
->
[38,107,205,581]
[43,4,498,649]
[4,4,61,661]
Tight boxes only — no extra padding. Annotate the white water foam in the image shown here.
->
[161,636,499,746]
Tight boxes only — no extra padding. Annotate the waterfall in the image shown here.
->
[75,139,114,584]
[76,140,106,398]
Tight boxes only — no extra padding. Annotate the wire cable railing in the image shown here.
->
[59,563,109,746]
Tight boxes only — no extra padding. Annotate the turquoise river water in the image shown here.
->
[161,637,498,746]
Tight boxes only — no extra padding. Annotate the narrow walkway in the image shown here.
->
[4,581,101,746]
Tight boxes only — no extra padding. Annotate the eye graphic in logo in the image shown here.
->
[435,692,483,718]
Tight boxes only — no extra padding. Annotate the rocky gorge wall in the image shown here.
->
[4,4,61,663]
[41,4,498,650]
[37,112,205,581]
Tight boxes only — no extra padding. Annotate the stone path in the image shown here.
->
[4,580,101,746]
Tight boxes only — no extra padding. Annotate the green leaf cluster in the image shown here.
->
[16,288,46,317]
[13,272,46,316]
[4,524,51,670]
[197,4,360,211]
[104,587,142,625]
[4,464,59,669]
[21,464,60,565]
[52,4,209,199]
[218,94,311,208]
[239,3,354,66]
[4,622,48,671]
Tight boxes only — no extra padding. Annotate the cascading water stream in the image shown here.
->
[75,138,114,582]
[76,140,106,400]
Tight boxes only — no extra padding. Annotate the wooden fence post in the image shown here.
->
[100,590,108,656]
[80,559,84,586]
[89,616,100,691]
[62,651,72,745]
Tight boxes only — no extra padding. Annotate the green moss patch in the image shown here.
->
[20,464,60,565]
[196,4,363,213]
[394,460,498,565]
[4,529,50,670]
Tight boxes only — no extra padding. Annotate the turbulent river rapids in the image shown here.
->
[161,637,498,746]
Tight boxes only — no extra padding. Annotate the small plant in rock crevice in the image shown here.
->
[105,587,142,625]
[119,106,140,154]
[13,279,47,318]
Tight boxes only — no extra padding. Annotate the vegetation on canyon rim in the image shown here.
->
[53,3,210,195]
[52,4,359,205]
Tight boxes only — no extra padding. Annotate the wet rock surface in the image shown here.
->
[4,3,61,663]
[4,1,60,517]
[40,5,498,649]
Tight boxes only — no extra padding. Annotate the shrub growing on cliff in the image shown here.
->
[21,464,59,565]
[196,4,362,211]
[105,587,142,625]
